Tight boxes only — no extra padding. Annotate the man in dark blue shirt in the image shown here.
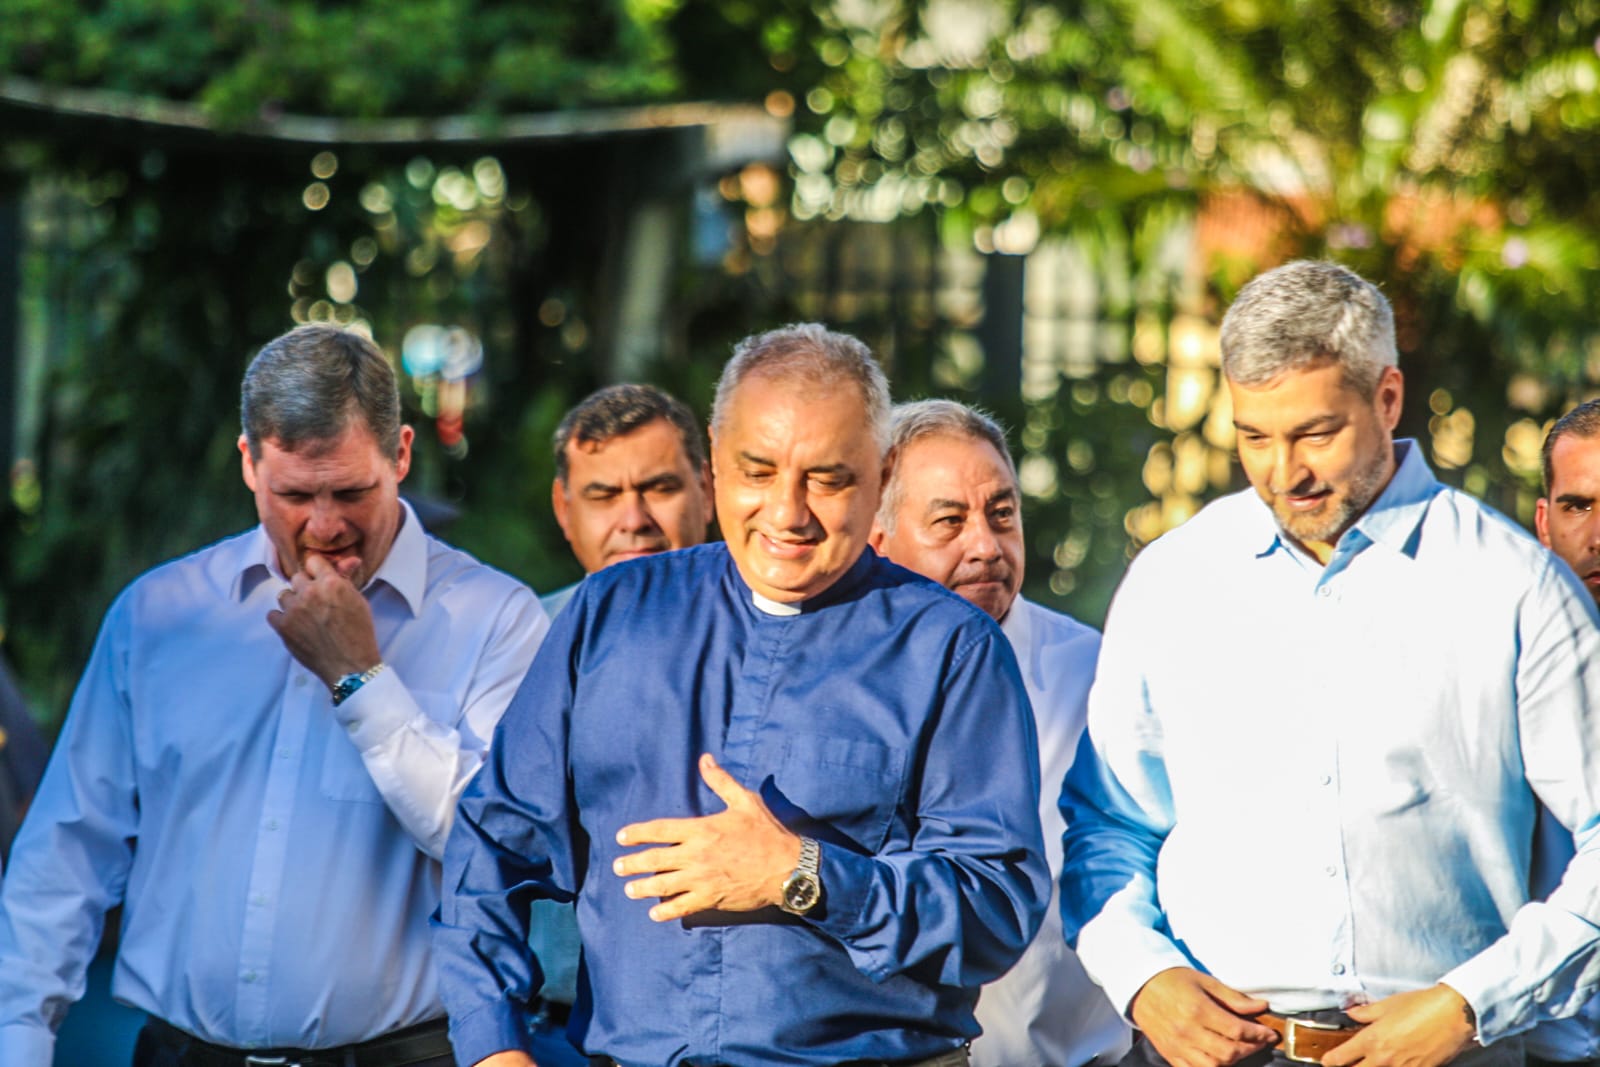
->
[435,323,1049,1067]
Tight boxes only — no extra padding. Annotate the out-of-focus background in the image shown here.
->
[2,3,1599,1056]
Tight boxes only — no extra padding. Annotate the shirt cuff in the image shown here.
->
[1075,918,1196,1019]
[328,665,414,753]
[446,999,532,1067]
[804,841,895,982]
[1438,904,1600,1044]
[0,1022,57,1067]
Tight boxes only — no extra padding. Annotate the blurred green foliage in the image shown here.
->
[0,0,684,119]
[6,0,1600,730]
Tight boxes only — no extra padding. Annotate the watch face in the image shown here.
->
[784,873,821,913]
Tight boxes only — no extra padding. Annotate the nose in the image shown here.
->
[1268,441,1311,494]
[306,497,344,544]
[766,473,812,533]
[963,518,1002,562]
[617,492,660,535]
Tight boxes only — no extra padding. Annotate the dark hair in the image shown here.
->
[711,323,891,454]
[1542,398,1600,494]
[553,383,705,484]
[241,324,401,459]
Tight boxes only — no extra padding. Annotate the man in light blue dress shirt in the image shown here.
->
[1527,400,1600,1067]
[540,383,713,620]
[1062,262,1600,1067]
[871,399,1130,1067]
[532,384,714,1066]
[0,325,547,1067]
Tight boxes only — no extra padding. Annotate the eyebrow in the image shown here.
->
[1232,414,1343,436]
[1555,492,1596,506]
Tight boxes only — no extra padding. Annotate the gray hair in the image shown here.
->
[553,383,705,484]
[1543,398,1600,495]
[877,399,1016,535]
[711,323,891,454]
[241,324,402,460]
[1220,260,1397,397]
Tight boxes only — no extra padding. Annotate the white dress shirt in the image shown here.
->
[972,598,1131,1067]
[0,502,547,1064]
[1062,442,1600,1046]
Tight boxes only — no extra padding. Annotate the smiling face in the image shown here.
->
[1230,360,1402,562]
[240,421,412,588]
[553,417,713,574]
[870,433,1024,621]
[712,372,889,603]
[1536,432,1600,604]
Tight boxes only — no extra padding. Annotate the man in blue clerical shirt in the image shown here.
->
[0,325,547,1067]
[1061,261,1600,1067]
[436,323,1050,1067]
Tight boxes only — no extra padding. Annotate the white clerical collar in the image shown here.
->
[751,590,803,617]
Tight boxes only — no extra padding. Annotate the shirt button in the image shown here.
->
[1324,865,1338,877]
[251,895,268,907]
[265,819,279,831]
[277,748,292,760]
[1320,774,1333,786]
[294,676,308,689]
[1318,585,1333,598]
[1331,963,1346,976]
[243,971,259,983]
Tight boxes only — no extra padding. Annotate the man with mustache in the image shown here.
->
[0,324,546,1066]
[543,383,714,619]
[1525,400,1600,1067]
[870,398,1130,1067]
[1062,261,1600,1067]
[435,323,1049,1067]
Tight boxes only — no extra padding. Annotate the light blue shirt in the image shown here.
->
[1061,442,1600,1046]
[1526,806,1600,1060]
[0,503,546,1065]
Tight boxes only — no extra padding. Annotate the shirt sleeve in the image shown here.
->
[1057,561,1196,1016]
[1440,558,1600,1043]
[433,601,581,1065]
[0,595,139,1067]
[332,585,547,860]
[804,627,1052,989]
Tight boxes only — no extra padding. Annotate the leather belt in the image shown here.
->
[590,1047,969,1067]
[142,1015,453,1067]
[1257,1013,1363,1064]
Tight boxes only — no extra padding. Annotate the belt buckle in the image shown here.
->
[1282,1017,1341,1064]
[244,1057,302,1067]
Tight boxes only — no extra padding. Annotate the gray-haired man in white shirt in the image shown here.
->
[871,398,1129,1067]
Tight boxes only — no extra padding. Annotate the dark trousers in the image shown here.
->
[131,1018,455,1067]
[1120,1025,1525,1067]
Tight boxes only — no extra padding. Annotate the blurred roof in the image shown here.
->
[0,75,787,164]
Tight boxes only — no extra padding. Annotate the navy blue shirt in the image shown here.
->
[436,544,1048,1067]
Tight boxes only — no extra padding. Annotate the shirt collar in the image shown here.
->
[1345,439,1439,559]
[230,498,428,616]
[999,594,1031,651]
[728,545,878,617]
[1247,438,1437,562]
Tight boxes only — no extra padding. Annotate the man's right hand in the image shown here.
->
[1129,967,1279,1067]
[473,1053,536,1067]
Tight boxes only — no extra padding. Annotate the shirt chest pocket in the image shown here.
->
[767,733,907,854]
[318,688,457,804]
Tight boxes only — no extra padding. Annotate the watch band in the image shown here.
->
[331,662,386,706]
